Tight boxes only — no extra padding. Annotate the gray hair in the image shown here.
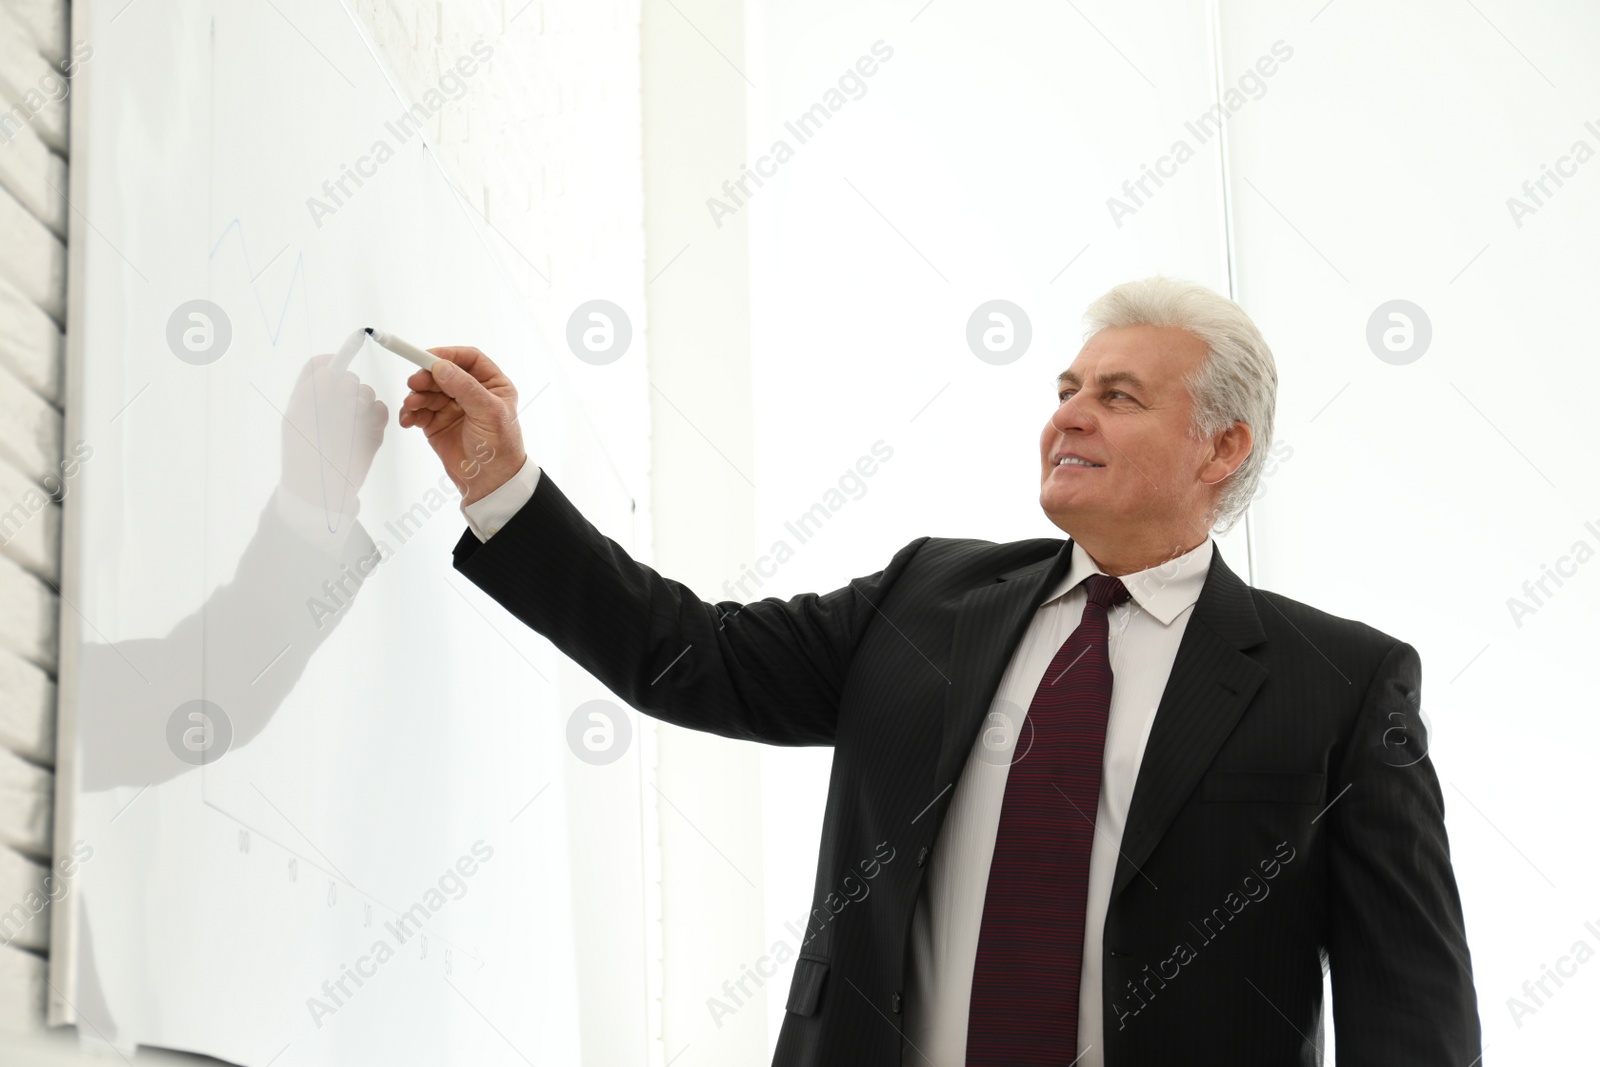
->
[1081,276,1278,534]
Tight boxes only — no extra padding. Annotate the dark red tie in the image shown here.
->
[966,573,1130,1066]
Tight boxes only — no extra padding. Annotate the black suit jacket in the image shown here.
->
[453,472,1481,1066]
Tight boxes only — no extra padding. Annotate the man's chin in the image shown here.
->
[1040,485,1091,511]
[1039,491,1088,529]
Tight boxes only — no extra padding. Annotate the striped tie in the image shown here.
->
[966,573,1130,1065]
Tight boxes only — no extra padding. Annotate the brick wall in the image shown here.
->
[0,0,70,1035]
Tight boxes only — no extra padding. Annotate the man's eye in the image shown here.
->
[1059,388,1132,402]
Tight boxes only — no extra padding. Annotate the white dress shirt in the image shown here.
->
[460,466,1214,1065]
[460,457,543,541]
[902,536,1213,1067]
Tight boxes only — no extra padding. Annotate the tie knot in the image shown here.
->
[1084,573,1131,609]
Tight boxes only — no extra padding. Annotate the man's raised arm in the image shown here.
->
[400,345,928,746]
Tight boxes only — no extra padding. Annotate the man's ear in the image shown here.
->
[1202,421,1253,485]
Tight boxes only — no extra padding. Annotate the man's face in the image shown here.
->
[1038,324,1217,537]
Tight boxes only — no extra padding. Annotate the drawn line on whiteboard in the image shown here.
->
[198,793,483,965]
[209,220,309,348]
[251,781,355,885]
[213,220,366,531]
[248,378,359,534]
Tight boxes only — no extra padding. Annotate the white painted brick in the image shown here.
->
[0,456,57,582]
[0,553,52,671]
[0,182,63,323]
[0,939,43,1033]
[0,2,60,1040]
[0,113,66,236]
[0,0,66,67]
[0,646,51,766]
[0,845,48,951]
[0,359,59,486]
[0,4,66,155]
[0,746,49,858]
[0,272,59,404]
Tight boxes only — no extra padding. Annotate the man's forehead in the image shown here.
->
[1055,365,1150,389]
[1059,326,1205,385]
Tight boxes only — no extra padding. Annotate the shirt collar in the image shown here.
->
[1039,537,1215,626]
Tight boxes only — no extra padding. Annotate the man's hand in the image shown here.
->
[398,346,528,506]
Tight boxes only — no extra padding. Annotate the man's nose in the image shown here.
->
[1051,395,1093,433]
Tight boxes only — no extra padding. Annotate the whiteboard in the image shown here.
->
[50,2,636,1064]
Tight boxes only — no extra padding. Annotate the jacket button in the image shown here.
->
[917,847,929,867]
[891,992,902,1013]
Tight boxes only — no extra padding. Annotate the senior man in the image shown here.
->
[400,277,1480,1066]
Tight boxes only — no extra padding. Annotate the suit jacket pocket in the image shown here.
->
[1196,770,1326,804]
[785,956,830,1017]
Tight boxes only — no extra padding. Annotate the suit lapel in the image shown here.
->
[933,542,1073,796]
[1108,546,1268,902]
[930,537,1271,905]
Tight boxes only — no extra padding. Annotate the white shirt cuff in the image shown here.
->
[462,458,542,541]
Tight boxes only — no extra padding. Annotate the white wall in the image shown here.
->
[1224,0,1600,1059]
[639,1,767,1062]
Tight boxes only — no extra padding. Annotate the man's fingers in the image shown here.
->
[402,391,456,416]
[428,346,506,389]
[428,357,507,427]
